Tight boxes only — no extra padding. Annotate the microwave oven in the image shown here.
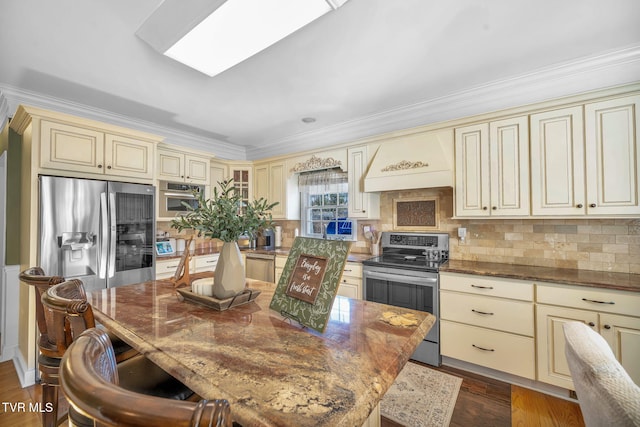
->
[158,181,205,217]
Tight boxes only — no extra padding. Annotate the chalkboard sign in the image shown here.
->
[285,254,328,304]
[269,237,351,333]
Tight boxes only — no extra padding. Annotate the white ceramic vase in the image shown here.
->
[213,241,246,299]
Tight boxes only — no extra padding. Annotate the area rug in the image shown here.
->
[380,362,463,427]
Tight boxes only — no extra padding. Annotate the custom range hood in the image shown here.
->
[364,129,454,192]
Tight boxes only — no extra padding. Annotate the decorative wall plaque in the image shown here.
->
[269,237,351,333]
[393,197,439,231]
[289,155,342,173]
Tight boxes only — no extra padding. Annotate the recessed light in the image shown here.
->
[302,117,316,124]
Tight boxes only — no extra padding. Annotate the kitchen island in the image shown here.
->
[89,278,434,427]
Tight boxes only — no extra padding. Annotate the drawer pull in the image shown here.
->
[206,260,216,263]
[344,269,352,272]
[582,298,615,305]
[168,265,178,269]
[471,309,494,316]
[604,324,611,330]
[472,344,495,352]
[471,284,494,290]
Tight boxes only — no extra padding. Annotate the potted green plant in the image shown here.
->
[171,179,278,299]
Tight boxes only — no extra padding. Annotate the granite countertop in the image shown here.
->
[441,260,640,293]
[158,246,375,264]
[90,278,434,426]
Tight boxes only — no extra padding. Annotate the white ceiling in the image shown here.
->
[1,0,640,160]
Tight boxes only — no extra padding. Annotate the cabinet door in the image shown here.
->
[455,124,490,216]
[347,146,379,218]
[157,150,185,181]
[104,134,154,179]
[269,161,286,218]
[585,95,640,215]
[184,155,209,184]
[40,120,105,174]
[489,116,529,216]
[530,107,586,215]
[599,313,640,385]
[536,304,598,389]
[253,163,269,202]
[210,161,228,192]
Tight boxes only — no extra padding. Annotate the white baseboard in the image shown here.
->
[441,356,576,402]
[1,265,20,363]
[13,349,35,388]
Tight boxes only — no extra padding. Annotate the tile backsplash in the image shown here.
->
[159,187,640,274]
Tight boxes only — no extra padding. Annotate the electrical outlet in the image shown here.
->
[363,225,371,233]
[458,227,467,243]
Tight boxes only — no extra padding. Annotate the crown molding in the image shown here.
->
[0,84,247,160]
[247,44,640,160]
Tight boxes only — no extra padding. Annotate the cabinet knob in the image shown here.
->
[604,324,611,330]
[187,176,190,179]
[576,203,583,208]
[492,206,497,210]
[107,165,112,169]
[589,203,596,208]
[482,206,488,211]
[98,164,103,169]
[588,321,595,327]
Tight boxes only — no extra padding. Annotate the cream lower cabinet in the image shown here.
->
[155,253,220,280]
[274,254,287,284]
[337,262,363,299]
[536,283,640,389]
[440,272,535,379]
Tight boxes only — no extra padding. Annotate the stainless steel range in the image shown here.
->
[362,231,449,366]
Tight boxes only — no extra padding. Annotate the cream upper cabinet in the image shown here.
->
[210,160,228,193]
[253,160,298,220]
[584,95,640,215]
[536,283,640,389]
[40,120,155,179]
[347,145,380,219]
[530,106,585,215]
[455,116,529,217]
[157,149,210,185]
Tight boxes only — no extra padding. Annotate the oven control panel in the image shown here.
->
[384,232,448,250]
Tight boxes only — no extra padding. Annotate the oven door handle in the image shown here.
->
[364,270,437,286]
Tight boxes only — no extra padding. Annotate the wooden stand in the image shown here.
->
[170,237,193,289]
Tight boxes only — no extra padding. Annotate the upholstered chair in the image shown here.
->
[563,321,640,427]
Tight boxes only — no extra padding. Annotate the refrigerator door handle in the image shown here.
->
[99,192,108,279]
[108,192,117,278]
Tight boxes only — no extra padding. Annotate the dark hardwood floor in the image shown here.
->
[1,360,583,426]
[382,364,584,427]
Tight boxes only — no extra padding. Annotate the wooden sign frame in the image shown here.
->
[269,237,351,333]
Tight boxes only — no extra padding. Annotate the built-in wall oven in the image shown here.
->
[362,232,449,366]
[158,181,205,217]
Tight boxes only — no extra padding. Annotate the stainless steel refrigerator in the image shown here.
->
[39,175,156,291]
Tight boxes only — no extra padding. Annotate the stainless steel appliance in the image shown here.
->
[158,180,204,217]
[362,231,449,366]
[39,175,156,291]
[245,252,275,282]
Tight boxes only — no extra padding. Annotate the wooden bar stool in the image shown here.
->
[60,328,232,427]
[41,278,198,426]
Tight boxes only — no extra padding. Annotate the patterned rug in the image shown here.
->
[381,362,463,427]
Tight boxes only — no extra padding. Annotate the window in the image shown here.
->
[299,169,356,241]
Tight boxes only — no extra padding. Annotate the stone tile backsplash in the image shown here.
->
[161,187,640,274]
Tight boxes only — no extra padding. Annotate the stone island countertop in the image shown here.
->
[89,278,434,427]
